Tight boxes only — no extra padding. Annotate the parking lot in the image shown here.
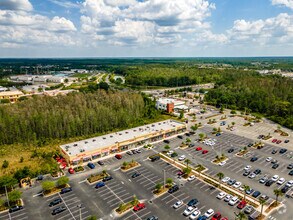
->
[0,208,28,220]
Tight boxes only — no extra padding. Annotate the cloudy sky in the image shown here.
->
[0,0,292,57]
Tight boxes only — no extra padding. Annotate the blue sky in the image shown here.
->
[0,0,292,57]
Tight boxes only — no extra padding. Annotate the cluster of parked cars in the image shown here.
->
[173,198,228,220]
[202,139,216,146]
[217,191,252,213]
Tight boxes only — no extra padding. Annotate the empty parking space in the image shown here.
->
[0,209,28,220]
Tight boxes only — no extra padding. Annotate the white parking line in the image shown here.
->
[58,193,76,220]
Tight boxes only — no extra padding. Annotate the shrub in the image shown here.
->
[57,176,69,187]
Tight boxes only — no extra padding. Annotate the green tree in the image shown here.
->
[186,138,191,143]
[42,181,55,192]
[185,159,191,169]
[164,145,170,151]
[0,198,4,206]
[8,190,22,203]
[64,78,69,83]
[259,198,266,217]
[2,160,9,169]
[179,110,184,119]
[243,185,250,201]
[166,178,173,186]
[216,172,224,188]
[155,183,162,191]
[0,175,18,189]
[198,133,205,141]
[236,211,247,220]
[273,189,284,204]
[190,125,198,132]
[182,167,191,175]
[57,176,69,187]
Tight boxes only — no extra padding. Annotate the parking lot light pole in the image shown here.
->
[77,204,82,220]
[5,185,10,208]
[163,169,166,189]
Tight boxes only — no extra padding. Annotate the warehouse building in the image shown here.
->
[60,120,186,166]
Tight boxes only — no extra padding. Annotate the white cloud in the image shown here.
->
[49,0,80,9]
[80,0,221,47]
[0,0,33,11]
[272,0,293,10]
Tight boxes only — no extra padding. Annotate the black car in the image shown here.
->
[52,206,66,215]
[227,179,236,186]
[168,185,179,193]
[103,176,113,182]
[271,149,277,154]
[9,206,23,213]
[147,216,159,220]
[253,169,262,175]
[287,164,293,169]
[228,148,234,153]
[250,157,258,162]
[289,170,293,176]
[132,172,141,178]
[265,180,274,187]
[272,164,279,169]
[49,198,62,207]
[177,135,183,139]
[163,140,170,144]
[151,156,161,162]
[247,143,253,147]
[284,140,290,143]
[97,161,104,166]
[279,148,287,154]
[171,152,178,158]
[243,171,250,176]
[60,187,72,194]
[187,198,199,207]
[281,186,290,193]
[252,191,261,198]
[131,149,137,154]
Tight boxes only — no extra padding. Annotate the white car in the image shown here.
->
[266,157,272,162]
[173,200,183,209]
[189,210,201,220]
[239,186,245,191]
[228,196,239,206]
[233,181,242,188]
[285,180,293,187]
[248,173,256,179]
[178,155,186,161]
[183,206,196,216]
[219,161,226,166]
[272,175,279,182]
[217,192,226,200]
[244,165,252,171]
[167,150,174,156]
[187,175,196,181]
[204,209,214,218]
[224,194,232,202]
[277,178,286,185]
[222,177,230,183]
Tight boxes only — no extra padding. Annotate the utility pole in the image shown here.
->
[163,169,166,189]
[5,185,10,208]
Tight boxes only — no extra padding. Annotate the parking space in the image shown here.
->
[0,209,28,220]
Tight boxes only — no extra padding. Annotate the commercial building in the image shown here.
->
[60,120,186,166]
[0,90,24,102]
[156,98,189,113]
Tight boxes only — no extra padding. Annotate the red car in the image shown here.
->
[133,203,145,211]
[237,200,247,209]
[202,150,209,154]
[68,168,74,174]
[276,140,282,144]
[196,147,202,151]
[211,212,222,220]
[272,139,277,143]
[115,154,122,159]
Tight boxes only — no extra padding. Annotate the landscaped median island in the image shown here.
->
[42,176,70,197]
[153,178,174,197]
[87,170,109,184]
[0,190,23,212]
[212,154,228,164]
[120,160,140,171]
[115,195,139,215]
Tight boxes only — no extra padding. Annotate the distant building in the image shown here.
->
[0,90,24,102]
[0,86,8,92]
[156,98,189,113]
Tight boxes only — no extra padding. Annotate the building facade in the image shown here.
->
[0,90,24,102]
[60,120,186,166]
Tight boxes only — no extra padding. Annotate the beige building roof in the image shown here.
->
[0,90,24,96]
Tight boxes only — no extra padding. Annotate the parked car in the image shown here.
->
[178,155,186,161]
[266,157,272,162]
[187,198,199,207]
[133,203,145,211]
[217,192,227,200]
[243,171,250,176]
[285,180,293,187]
[204,209,215,218]
[254,169,262,175]
[68,168,74,174]
[173,200,183,209]
[163,140,170,144]
[227,148,234,153]
[259,176,268,184]
[197,215,208,220]
[279,148,287,154]
[115,154,122,159]
[103,176,113,182]
[272,139,277,143]
[202,150,209,154]
[252,191,261,198]
[271,149,277,154]
[187,175,196,181]
[245,188,254,195]
[227,179,236,186]
[211,212,221,220]
[151,155,160,162]
[250,157,258,162]
[233,182,242,188]
[228,196,239,206]
[177,135,183,139]
[237,200,247,209]
[289,170,293,176]
[171,152,178,158]
[244,165,252,171]
[97,161,104,165]
[260,195,269,201]
[281,186,290,193]
[196,147,202,151]
[87,162,95,169]
[276,140,282,144]
[271,159,278,164]
[49,198,62,207]
[95,182,105,189]
[277,177,286,185]
[244,206,254,214]
[222,177,230,183]
[265,179,274,187]
[127,151,133,155]
[224,195,232,202]
[189,210,201,220]
[60,187,72,194]
[52,206,66,215]
[132,172,141,178]
[272,175,279,182]
[147,216,159,220]
[9,206,23,213]
[287,163,293,169]
[284,140,290,143]
[248,173,256,179]
[183,206,197,216]
[168,185,179,193]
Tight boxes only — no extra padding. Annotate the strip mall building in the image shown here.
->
[60,120,186,166]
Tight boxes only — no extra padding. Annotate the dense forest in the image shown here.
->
[0,91,158,146]
[205,75,293,129]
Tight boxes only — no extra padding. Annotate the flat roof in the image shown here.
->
[0,90,23,96]
[157,98,185,106]
[60,119,185,158]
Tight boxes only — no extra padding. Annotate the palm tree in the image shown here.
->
[237,211,247,220]
[273,189,284,205]
[243,185,250,201]
[216,172,224,188]
[185,159,191,169]
[259,198,266,217]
